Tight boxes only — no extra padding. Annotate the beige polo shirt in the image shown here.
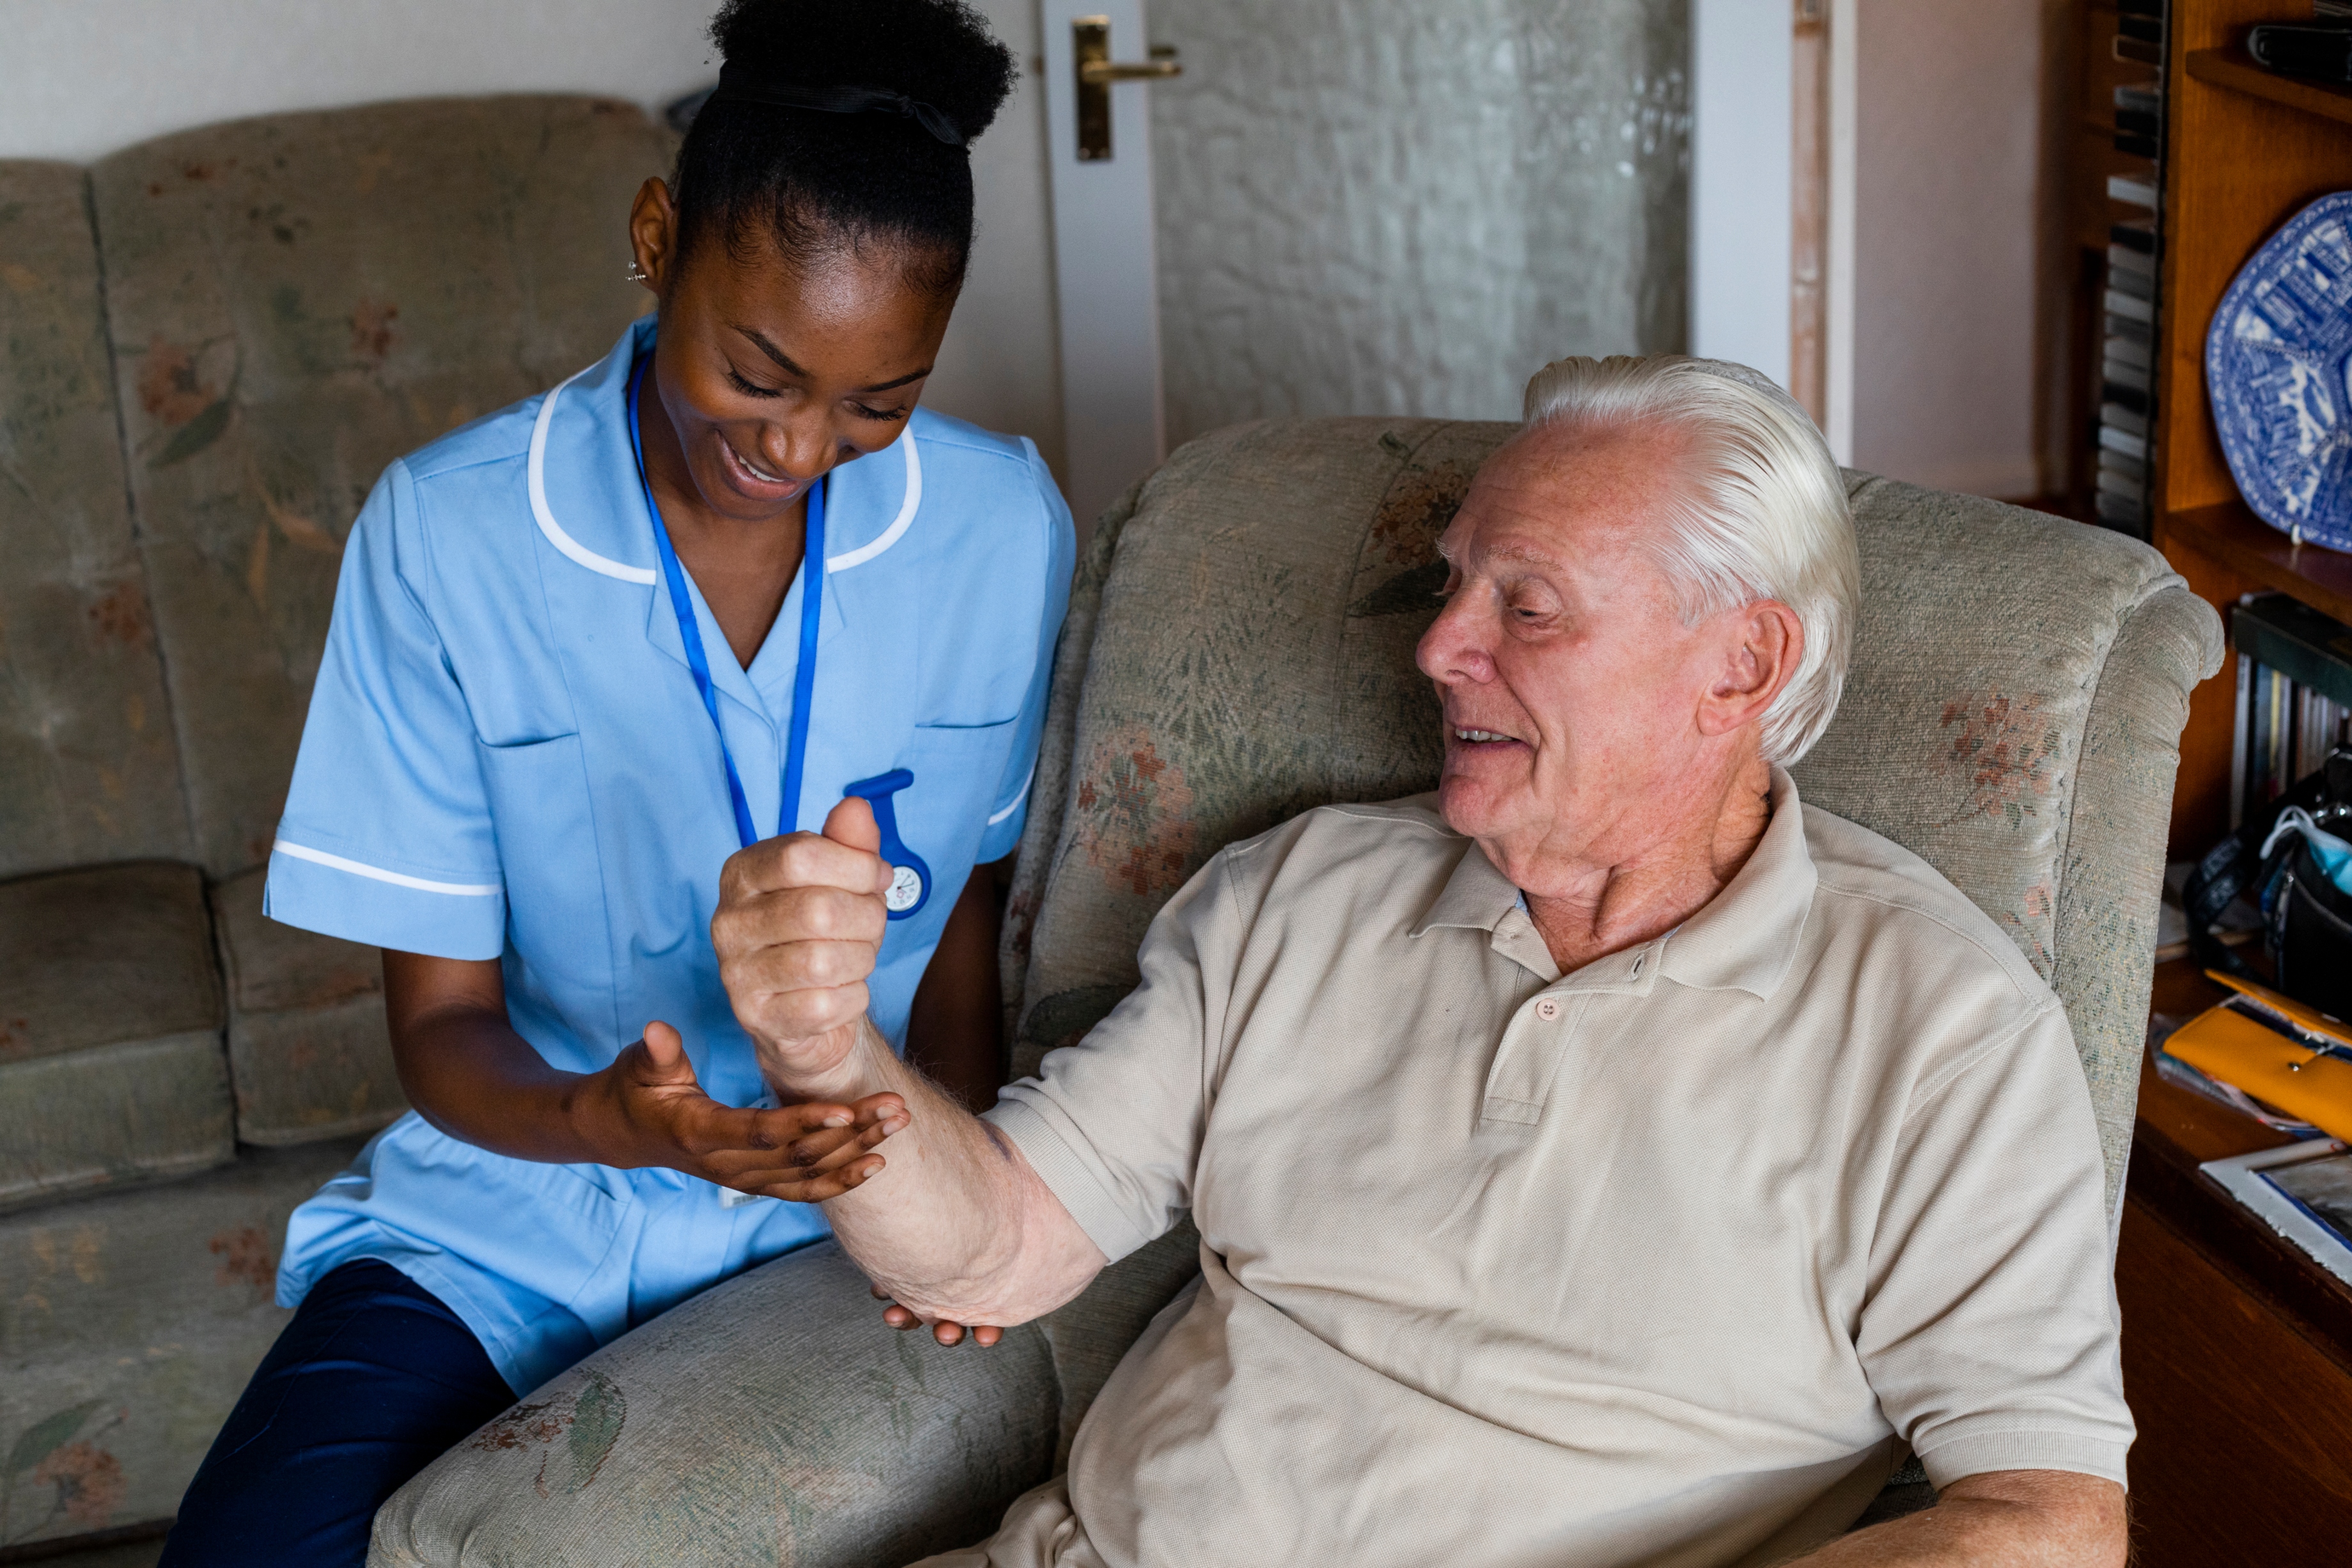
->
[981,770,2132,1568]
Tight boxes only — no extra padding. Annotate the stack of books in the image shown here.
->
[2232,593,2352,827]
[2096,0,2167,533]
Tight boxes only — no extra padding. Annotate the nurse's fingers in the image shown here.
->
[877,1303,1003,1348]
[736,1153,888,1202]
[759,1094,910,1165]
[637,1021,698,1081]
[690,1094,902,1164]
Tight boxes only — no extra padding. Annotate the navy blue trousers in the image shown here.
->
[160,1260,519,1567]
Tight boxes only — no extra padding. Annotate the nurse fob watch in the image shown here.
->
[844,769,931,919]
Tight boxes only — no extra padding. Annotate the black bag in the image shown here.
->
[2182,749,2352,1020]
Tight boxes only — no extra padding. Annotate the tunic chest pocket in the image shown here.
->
[902,718,1020,874]
[475,733,614,1004]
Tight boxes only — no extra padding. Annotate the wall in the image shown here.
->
[1689,0,1793,389]
[1846,0,2045,497]
[0,0,1066,479]
[1147,0,1689,449]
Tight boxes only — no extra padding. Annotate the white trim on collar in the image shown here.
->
[529,367,920,582]
[827,433,920,573]
[529,366,657,585]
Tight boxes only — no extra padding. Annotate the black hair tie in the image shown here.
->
[712,63,967,146]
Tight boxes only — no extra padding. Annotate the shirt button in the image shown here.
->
[1631,958,1643,978]
[1536,997,1561,1021]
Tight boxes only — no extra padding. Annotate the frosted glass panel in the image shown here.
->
[1150,0,1690,447]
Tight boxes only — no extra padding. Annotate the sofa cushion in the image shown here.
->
[211,866,404,1145]
[1004,419,2222,1206]
[88,97,676,877]
[372,1241,1060,1568]
[0,162,192,881]
[0,862,230,1210]
[0,1138,363,1548]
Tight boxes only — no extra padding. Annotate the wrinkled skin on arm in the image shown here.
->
[1789,1469,2126,1568]
[713,796,1106,1344]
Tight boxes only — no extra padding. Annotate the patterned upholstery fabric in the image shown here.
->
[0,864,229,1212]
[79,95,669,1152]
[0,1140,363,1544]
[0,162,191,881]
[0,98,675,1552]
[210,868,403,1145]
[90,95,670,881]
[375,417,2220,1564]
[1004,420,2224,1204]
[374,1243,1063,1568]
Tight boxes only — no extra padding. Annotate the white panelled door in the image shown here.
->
[1039,0,1174,536]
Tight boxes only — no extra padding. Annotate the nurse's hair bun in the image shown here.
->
[671,0,1018,294]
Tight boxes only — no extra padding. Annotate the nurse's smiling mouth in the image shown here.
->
[715,435,807,504]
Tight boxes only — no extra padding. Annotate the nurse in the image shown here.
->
[160,3,1070,1564]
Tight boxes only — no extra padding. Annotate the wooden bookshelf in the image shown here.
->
[2165,500,2352,627]
[2122,963,2352,1560]
[2186,43,2352,127]
[2126,11,2352,1559]
[2123,970,2352,1562]
[2153,1,2352,855]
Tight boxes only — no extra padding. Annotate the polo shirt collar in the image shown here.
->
[1656,766,1817,999]
[1407,765,1817,999]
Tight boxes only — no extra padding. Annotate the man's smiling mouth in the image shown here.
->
[1453,728,1521,744]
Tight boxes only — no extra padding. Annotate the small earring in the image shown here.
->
[625,261,650,283]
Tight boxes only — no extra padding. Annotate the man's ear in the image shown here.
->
[628,178,679,296]
[1695,601,1803,738]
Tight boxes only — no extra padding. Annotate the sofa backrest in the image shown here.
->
[89,96,674,877]
[0,161,193,880]
[1004,417,2225,1206]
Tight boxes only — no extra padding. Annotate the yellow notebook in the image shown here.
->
[2163,973,2352,1142]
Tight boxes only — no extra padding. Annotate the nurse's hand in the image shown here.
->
[713,796,895,1095]
[586,1021,910,1202]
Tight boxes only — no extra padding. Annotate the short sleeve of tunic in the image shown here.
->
[972,439,1076,865]
[265,461,508,959]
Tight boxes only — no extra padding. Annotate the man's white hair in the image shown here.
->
[1519,354,1858,765]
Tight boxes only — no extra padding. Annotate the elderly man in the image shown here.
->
[717,357,2132,1567]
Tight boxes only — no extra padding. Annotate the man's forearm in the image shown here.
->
[765,1018,1105,1326]
[1790,1470,2126,1567]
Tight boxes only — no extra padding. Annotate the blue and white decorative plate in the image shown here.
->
[2209,191,2352,550]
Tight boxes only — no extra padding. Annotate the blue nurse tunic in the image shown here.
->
[264,316,1075,1393]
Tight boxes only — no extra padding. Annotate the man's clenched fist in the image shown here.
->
[713,796,896,1094]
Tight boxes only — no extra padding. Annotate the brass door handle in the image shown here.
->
[1080,59,1182,85]
[1073,18,1180,161]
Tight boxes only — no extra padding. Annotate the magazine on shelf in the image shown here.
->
[2203,1140,2352,1289]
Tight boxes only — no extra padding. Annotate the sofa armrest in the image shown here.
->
[369,1241,1060,1568]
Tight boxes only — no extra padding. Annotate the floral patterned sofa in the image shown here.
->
[0,98,672,1556]
[370,419,2223,1565]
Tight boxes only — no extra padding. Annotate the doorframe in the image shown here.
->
[1824,0,1858,465]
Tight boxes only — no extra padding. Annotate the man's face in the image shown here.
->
[1415,423,1745,887]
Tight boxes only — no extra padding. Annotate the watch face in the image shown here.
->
[886,863,924,913]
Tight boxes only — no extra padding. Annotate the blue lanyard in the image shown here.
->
[627,353,823,848]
